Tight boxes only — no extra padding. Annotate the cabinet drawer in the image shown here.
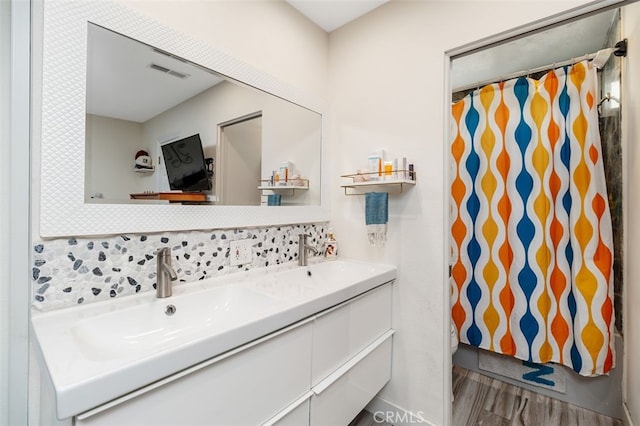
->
[312,283,392,385]
[310,333,393,426]
[77,322,312,426]
[275,399,309,426]
[263,391,312,426]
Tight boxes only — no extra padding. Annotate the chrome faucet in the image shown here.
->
[156,247,177,298]
[298,233,318,267]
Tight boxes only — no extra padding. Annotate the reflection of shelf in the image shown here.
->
[258,179,309,196]
[340,171,416,196]
[133,166,155,173]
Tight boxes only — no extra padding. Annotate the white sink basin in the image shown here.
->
[31,259,396,419]
[71,286,276,361]
[253,260,393,298]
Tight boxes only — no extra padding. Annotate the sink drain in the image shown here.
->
[165,304,177,316]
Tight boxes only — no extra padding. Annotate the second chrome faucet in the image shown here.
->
[156,247,177,298]
[298,233,318,267]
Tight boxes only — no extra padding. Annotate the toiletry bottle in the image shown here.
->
[324,232,338,260]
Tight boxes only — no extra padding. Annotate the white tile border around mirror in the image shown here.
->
[39,0,329,237]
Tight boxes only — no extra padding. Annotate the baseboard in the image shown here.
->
[365,396,435,426]
[623,402,634,426]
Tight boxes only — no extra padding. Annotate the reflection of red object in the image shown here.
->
[134,150,152,168]
[135,150,148,159]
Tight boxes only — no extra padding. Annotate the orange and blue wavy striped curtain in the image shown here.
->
[450,61,615,376]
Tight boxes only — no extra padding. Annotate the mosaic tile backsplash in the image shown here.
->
[32,223,328,311]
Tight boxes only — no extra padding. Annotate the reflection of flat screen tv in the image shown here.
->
[161,134,211,192]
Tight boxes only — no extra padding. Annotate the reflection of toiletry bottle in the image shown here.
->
[368,155,380,181]
[324,232,338,260]
[384,161,392,179]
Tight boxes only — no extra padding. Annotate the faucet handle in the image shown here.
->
[298,233,312,244]
[155,247,171,257]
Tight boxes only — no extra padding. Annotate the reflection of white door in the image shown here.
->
[156,134,180,192]
[217,114,262,206]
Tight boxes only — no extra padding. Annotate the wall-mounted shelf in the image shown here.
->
[340,171,416,196]
[258,179,309,196]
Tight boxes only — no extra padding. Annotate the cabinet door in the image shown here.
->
[312,283,392,385]
[76,323,312,426]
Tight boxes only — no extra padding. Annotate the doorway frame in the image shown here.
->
[216,111,262,205]
[442,1,635,424]
[4,0,31,424]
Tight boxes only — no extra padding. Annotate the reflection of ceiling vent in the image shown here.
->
[149,63,189,79]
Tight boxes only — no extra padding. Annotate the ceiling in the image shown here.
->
[285,0,390,32]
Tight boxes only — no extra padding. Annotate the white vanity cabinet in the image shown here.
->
[74,282,393,426]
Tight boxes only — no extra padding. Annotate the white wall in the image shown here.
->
[85,114,151,201]
[328,1,589,424]
[623,2,640,423]
[1,1,11,424]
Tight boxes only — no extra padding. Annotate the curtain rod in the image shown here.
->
[452,39,628,94]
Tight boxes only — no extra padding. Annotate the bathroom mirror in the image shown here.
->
[85,23,322,207]
[39,1,328,237]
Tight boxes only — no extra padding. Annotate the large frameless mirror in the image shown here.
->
[85,24,322,207]
[39,1,328,237]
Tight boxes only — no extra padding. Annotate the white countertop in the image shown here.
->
[31,258,396,419]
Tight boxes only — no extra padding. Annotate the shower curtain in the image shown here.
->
[450,61,615,376]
